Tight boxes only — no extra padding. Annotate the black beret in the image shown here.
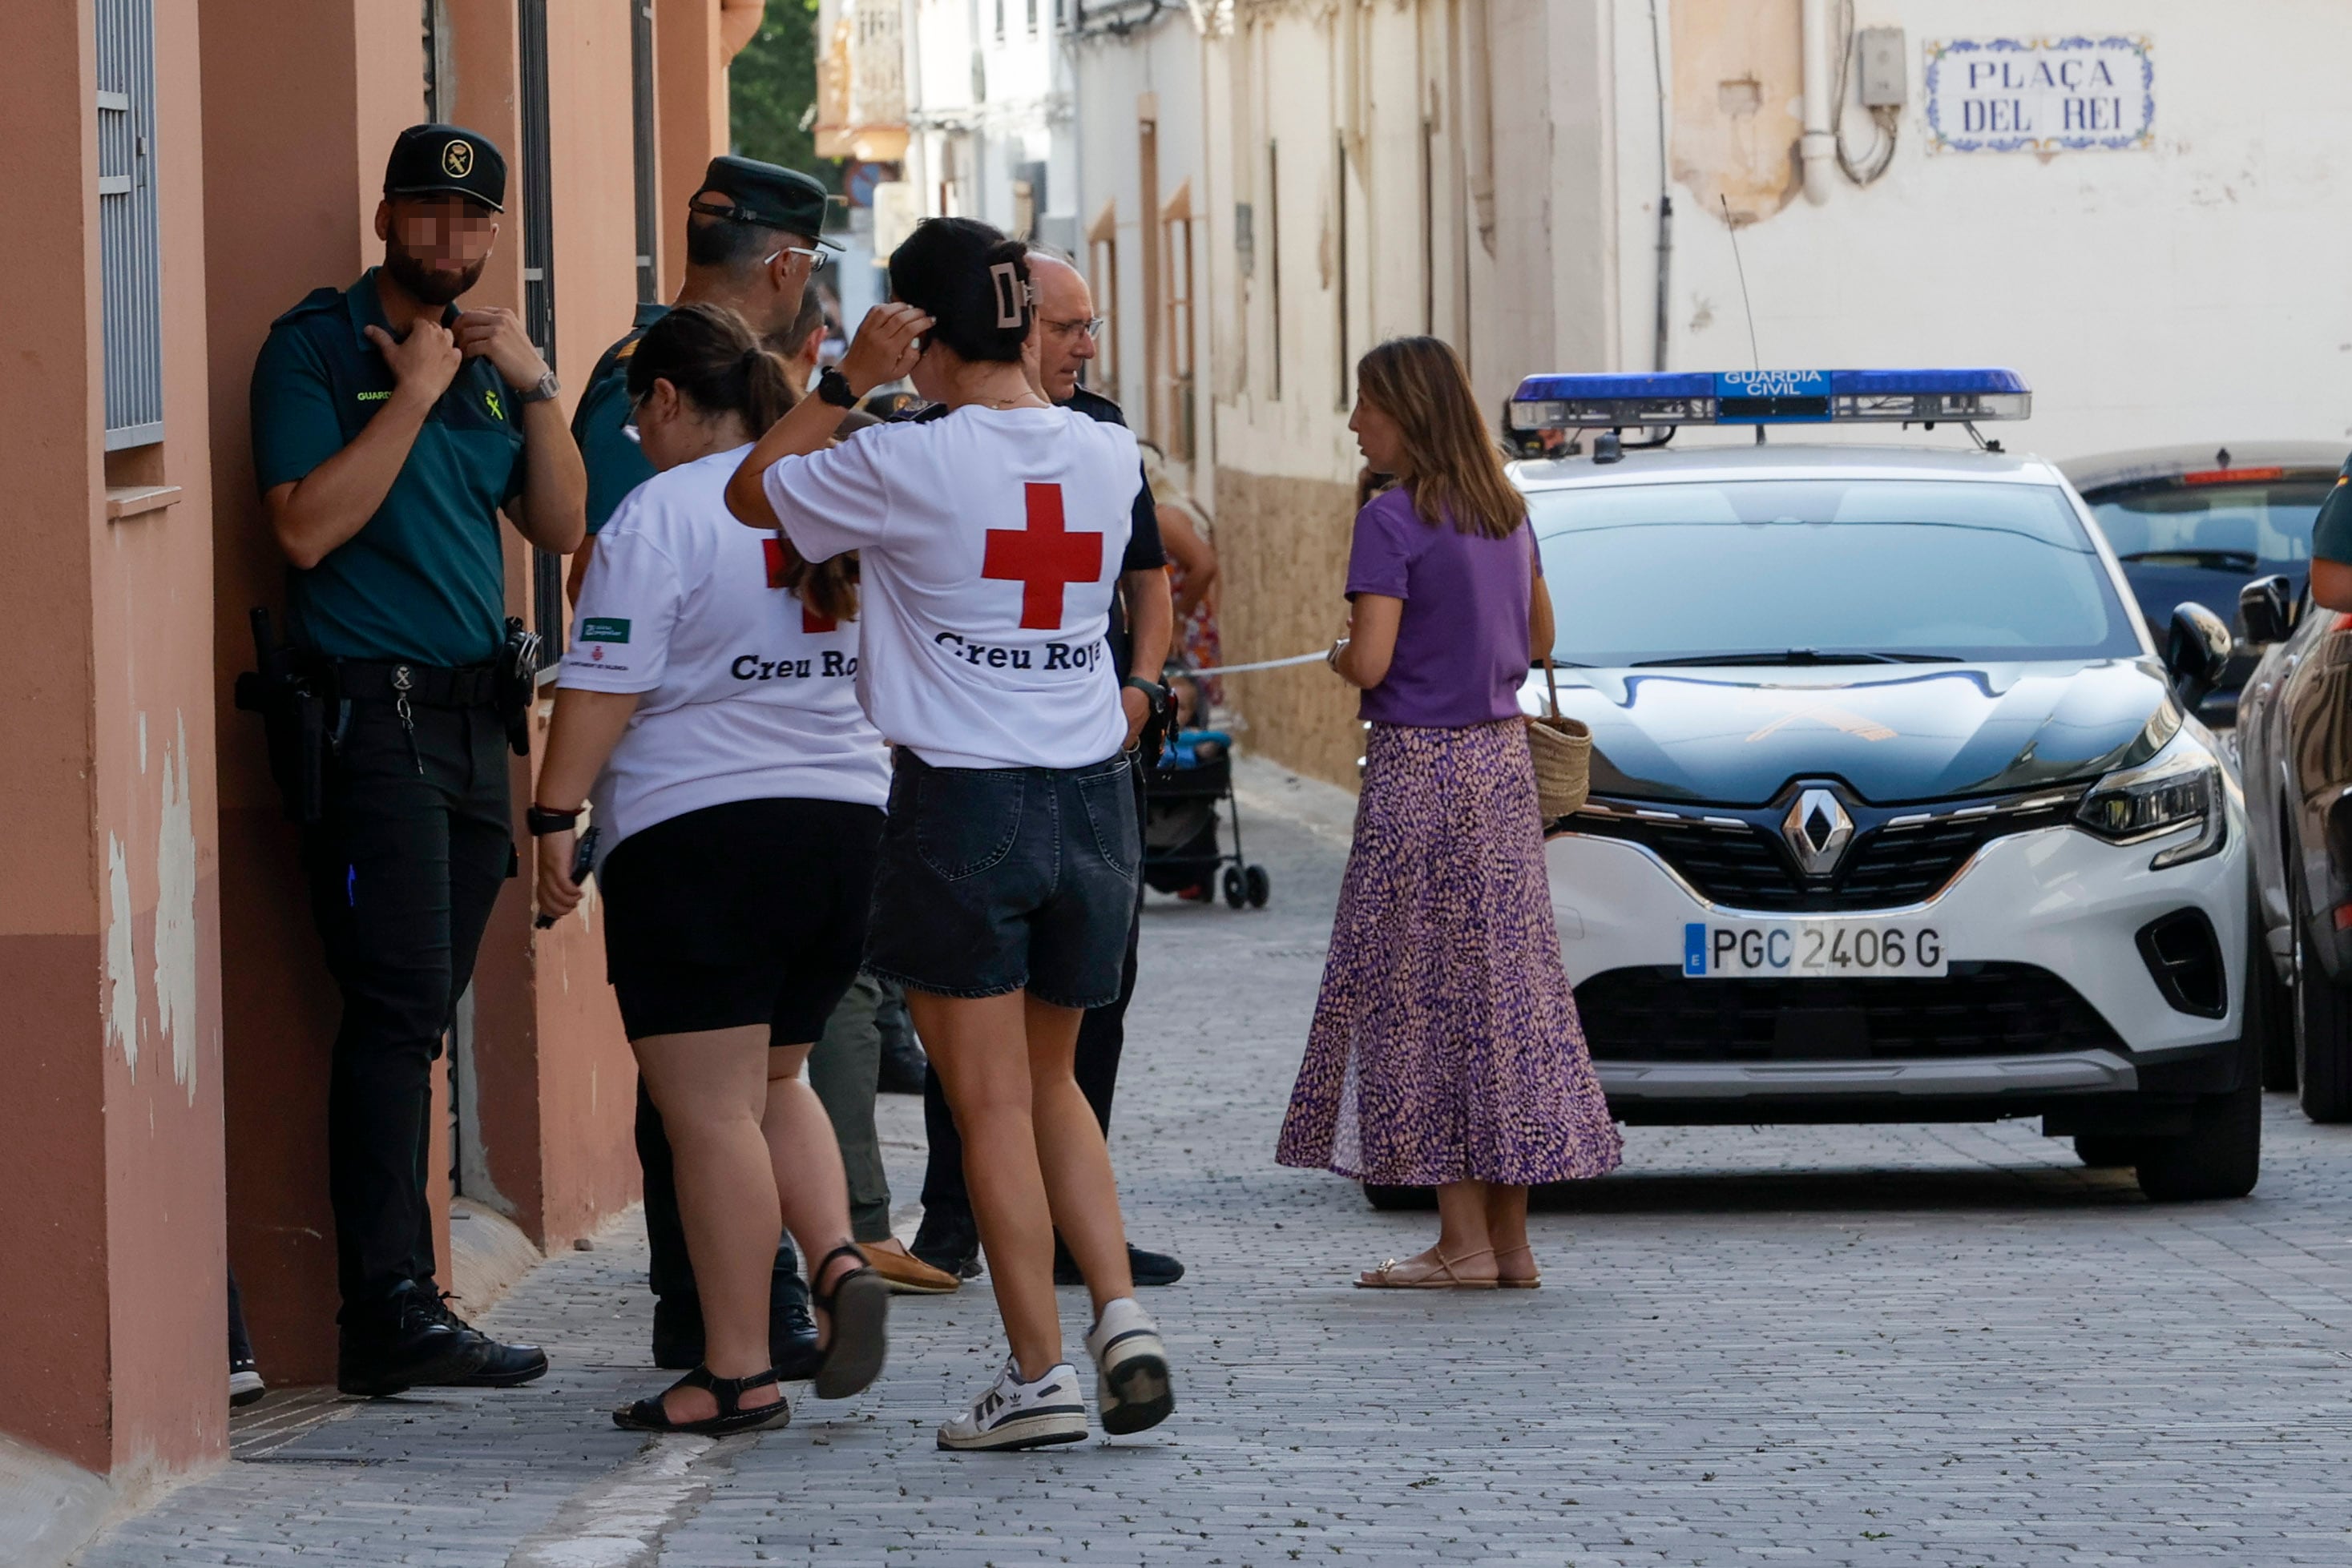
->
[690,156,837,248]
[384,123,506,212]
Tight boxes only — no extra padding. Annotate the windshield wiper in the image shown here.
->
[2117,549,2260,570]
[1628,649,1963,668]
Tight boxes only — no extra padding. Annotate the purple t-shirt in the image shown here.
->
[1345,486,1538,728]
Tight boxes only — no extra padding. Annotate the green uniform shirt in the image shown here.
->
[575,300,671,534]
[2310,458,2352,565]
[250,269,525,667]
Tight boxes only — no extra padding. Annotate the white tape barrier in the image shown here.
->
[1180,650,1332,676]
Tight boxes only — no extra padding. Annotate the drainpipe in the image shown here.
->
[1798,0,1834,205]
[1462,0,1496,252]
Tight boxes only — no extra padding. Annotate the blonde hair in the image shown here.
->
[1354,336,1525,541]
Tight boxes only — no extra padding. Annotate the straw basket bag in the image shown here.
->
[1526,653,1591,821]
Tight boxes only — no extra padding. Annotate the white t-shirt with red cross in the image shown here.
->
[559,444,890,853]
[760,405,1139,771]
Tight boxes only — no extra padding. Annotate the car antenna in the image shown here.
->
[1721,195,1765,445]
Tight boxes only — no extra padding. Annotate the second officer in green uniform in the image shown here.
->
[250,123,586,1397]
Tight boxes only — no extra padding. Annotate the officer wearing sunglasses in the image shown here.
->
[567,154,841,1381]
[571,157,836,599]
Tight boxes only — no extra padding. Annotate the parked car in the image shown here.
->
[2230,572,2352,1116]
[2061,445,2342,726]
[1468,369,2263,1203]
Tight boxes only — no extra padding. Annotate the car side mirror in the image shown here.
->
[2239,574,2294,646]
[2164,601,2233,708]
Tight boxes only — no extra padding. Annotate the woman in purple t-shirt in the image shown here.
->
[1276,337,1620,1288]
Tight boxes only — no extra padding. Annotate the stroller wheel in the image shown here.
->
[1221,866,1247,909]
[1245,865,1271,909]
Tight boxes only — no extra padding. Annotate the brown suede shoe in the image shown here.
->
[862,1237,962,1295]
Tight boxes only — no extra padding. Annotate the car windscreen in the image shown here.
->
[2084,476,2331,572]
[1531,478,2144,666]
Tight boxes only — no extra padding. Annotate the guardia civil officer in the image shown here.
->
[249,124,586,1397]
[568,156,848,1377]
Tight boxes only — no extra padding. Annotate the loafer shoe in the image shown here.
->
[861,1238,962,1295]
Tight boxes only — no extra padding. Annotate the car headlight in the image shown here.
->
[2074,729,2226,869]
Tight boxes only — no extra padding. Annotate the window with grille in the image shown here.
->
[96,0,163,449]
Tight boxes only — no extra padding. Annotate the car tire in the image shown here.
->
[2073,1136,2139,1168]
[1362,1183,1435,1211]
[2291,873,2352,1122]
[2133,1076,2261,1202]
[2253,886,2298,1093]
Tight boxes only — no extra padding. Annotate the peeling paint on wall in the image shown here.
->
[106,832,137,1078]
[156,712,200,1101]
[1671,0,1804,225]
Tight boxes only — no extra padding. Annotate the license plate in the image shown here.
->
[1683,921,1947,978]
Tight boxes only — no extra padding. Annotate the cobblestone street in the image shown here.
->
[79,763,2352,1567]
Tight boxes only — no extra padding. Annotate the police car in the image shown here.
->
[1512,369,2261,1201]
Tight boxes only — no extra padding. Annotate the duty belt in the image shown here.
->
[325,659,500,709]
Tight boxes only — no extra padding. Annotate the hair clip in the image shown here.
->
[990,261,1028,329]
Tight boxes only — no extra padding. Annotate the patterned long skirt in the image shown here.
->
[1276,719,1622,1187]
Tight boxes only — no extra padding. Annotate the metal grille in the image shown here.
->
[518,0,563,660]
[630,0,658,301]
[1568,792,2080,913]
[1575,963,2124,1064]
[96,0,163,449]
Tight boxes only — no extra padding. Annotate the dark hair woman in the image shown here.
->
[724,218,1175,1453]
[1277,335,1621,1288]
[535,302,890,1434]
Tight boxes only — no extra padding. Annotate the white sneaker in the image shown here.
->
[1084,1297,1174,1436]
[935,1357,1090,1452]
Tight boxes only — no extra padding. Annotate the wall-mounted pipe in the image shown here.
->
[1798,0,1834,205]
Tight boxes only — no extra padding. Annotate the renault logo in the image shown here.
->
[1782,786,1854,877]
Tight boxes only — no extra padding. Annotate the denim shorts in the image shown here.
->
[864,749,1141,1010]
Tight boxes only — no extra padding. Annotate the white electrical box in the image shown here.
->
[1858,26,1906,108]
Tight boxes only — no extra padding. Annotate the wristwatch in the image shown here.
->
[526,804,582,836]
[1122,676,1172,722]
[815,365,861,409]
[514,370,562,405]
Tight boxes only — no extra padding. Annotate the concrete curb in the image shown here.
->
[447,1197,545,1320]
[3,1434,125,1568]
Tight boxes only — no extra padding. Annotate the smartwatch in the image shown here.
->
[815,365,861,409]
[526,804,582,836]
[514,370,562,405]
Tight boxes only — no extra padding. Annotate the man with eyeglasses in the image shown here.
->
[568,155,856,1379]
[247,123,585,1397]
[905,249,1187,1290]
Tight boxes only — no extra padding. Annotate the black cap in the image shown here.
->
[384,123,506,212]
[689,155,837,248]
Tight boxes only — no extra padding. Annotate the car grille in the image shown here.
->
[1575,963,2124,1062]
[1567,791,2080,913]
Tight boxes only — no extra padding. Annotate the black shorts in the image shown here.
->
[599,797,884,1042]
[864,749,1141,1010]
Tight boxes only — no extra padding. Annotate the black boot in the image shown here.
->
[770,1264,823,1381]
[418,1291,550,1388]
[910,1211,982,1281]
[337,1281,490,1397]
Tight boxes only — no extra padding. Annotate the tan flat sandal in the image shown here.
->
[1355,1247,1498,1290]
[1495,1244,1542,1290]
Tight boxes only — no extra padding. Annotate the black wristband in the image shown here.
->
[815,365,860,409]
[526,804,582,836]
[1122,676,1170,716]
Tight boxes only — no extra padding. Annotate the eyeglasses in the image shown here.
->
[763,245,825,268]
[1042,316,1107,342]
[619,389,649,445]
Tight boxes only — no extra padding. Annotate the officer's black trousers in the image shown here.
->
[305,698,510,1318]
[918,764,1145,1238]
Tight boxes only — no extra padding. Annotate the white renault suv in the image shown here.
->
[1511,369,2257,1202]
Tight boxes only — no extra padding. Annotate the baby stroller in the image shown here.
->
[1143,674,1269,909]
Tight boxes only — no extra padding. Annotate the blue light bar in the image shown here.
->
[1507,368,2031,432]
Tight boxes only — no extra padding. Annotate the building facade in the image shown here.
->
[1071,0,2352,788]
[0,2,760,1554]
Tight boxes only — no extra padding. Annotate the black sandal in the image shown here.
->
[611,1364,789,1435]
[809,1243,890,1400]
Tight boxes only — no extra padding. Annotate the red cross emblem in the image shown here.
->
[984,483,1102,631]
[764,536,835,634]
